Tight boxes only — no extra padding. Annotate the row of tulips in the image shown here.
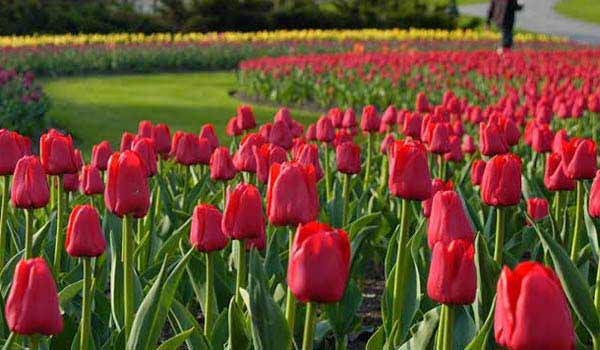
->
[1,85,600,350]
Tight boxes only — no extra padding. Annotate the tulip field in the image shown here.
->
[1,28,600,350]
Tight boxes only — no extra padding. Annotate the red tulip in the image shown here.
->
[295,143,323,180]
[269,120,293,150]
[552,129,569,154]
[210,147,237,181]
[171,132,203,166]
[226,116,242,137]
[443,135,463,163]
[342,108,357,128]
[245,227,266,250]
[62,173,79,193]
[328,107,344,128]
[190,204,228,252]
[380,105,397,132]
[479,121,509,156]
[380,134,395,154]
[422,179,453,218]
[305,123,317,141]
[152,123,171,155]
[316,115,335,143]
[253,143,287,184]
[471,159,486,186]
[461,135,475,154]
[561,138,597,180]
[388,139,432,201]
[11,156,50,209]
[589,171,600,217]
[267,162,319,226]
[199,124,219,153]
[5,258,63,335]
[259,123,272,140]
[197,138,213,165]
[481,154,522,207]
[79,165,104,195]
[40,129,78,175]
[427,239,476,305]
[137,120,153,138]
[0,129,30,175]
[275,107,294,128]
[498,117,520,146]
[132,137,157,177]
[544,153,575,192]
[531,123,554,153]
[495,262,574,350]
[360,105,380,133]
[65,205,106,257]
[104,151,150,219]
[233,133,266,173]
[427,122,452,154]
[415,92,431,113]
[222,183,264,240]
[288,221,350,303]
[336,142,361,175]
[526,198,549,223]
[236,105,256,131]
[120,132,135,152]
[73,149,84,170]
[427,190,474,247]
[402,112,422,139]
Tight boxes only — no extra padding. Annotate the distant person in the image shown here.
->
[486,0,524,52]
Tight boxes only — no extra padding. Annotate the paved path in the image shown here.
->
[460,0,600,45]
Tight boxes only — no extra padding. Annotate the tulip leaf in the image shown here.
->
[366,326,385,350]
[228,298,250,350]
[583,200,600,261]
[154,217,191,263]
[530,218,600,338]
[465,297,496,350]
[452,306,476,350]
[156,328,194,350]
[58,280,84,309]
[456,187,484,235]
[324,280,363,339]
[397,306,440,350]
[31,217,53,257]
[211,309,229,350]
[109,225,124,331]
[168,299,210,350]
[245,249,291,350]
[348,212,379,238]
[473,234,498,329]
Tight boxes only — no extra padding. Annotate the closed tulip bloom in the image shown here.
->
[120,132,135,152]
[544,153,575,192]
[422,179,453,218]
[11,156,50,209]
[471,159,486,186]
[5,258,63,335]
[197,138,213,165]
[589,93,600,113]
[40,129,78,175]
[461,135,475,154]
[535,101,553,124]
[328,107,344,128]
[589,171,600,217]
[495,262,574,350]
[561,138,597,180]
[79,165,104,195]
[427,239,476,305]
[91,140,113,171]
[244,226,266,250]
[479,122,509,156]
[531,123,554,153]
[342,108,356,128]
[380,105,397,132]
[499,117,520,146]
[65,205,106,257]
[259,123,272,140]
[152,123,171,155]
[552,129,569,154]
[481,154,522,207]
[62,173,79,193]
[267,162,319,226]
[402,112,422,139]
[316,115,335,143]
[199,124,219,152]
[190,204,228,252]
[290,120,304,138]
[332,129,353,148]
[336,142,361,175]
[171,132,203,166]
[0,129,30,175]
[132,137,157,177]
[295,143,323,180]
[427,190,474,247]
[388,140,432,201]
[526,198,549,222]
[210,147,237,181]
[380,134,395,154]
[305,123,317,141]
[105,151,150,219]
[269,120,293,150]
[137,120,153,138]
[253,143,287,184]
[444,135,463,163]
[236,105,256,131]
[222,183,264,240]
[275,107,294,128]
[74,149,84,170]
[288,222,350,303]
[233,133,266,173]
[427,122,452,154]
[226,117,242,137]
[415,92,431,113]
[360,105,380,133]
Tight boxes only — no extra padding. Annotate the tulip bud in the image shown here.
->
[415,92,431,113]
[295,143,323,180]
[427,122,452,154]
[236,105,256,131]
[253,143,287,184]
[152,123,171,155]
[259,123,272,140]
[275,107,294,128]
[495,262,574,350]
[288,222,350,303]
[227,116,242,136]
[552,129,569,154]
[402,112,422,139]
[380,105,397,133]
[388,139,432,201]
[267,162,319,226]
[80,165,104,195]
[461,135,475,154]
[105,151,150,218]
[132,137,157,177]
[120,132,135,152]
[531,123,554,153]
[526,197,549,223]
[222,183,264,240]
[443,135,463,163]
[328,107,344,129]
[561,138,597,180]
[233,133,266,173]
[190,204,228,252]
[0,129,30,175]
[479,121,509,156]
[422,179,453,218]
[316,116,335,143]
[589,171,600,217]
[305,124,317,141]
[138,120,153,138]
[481,154,522,207]
[5,258,63,335]
[498,117,520,146]
[63,173,79,193]
[210,147,237,181]
[199,124,219,153]
[336,142,361,175]
[544,153,575,192]
[11,156,50,209]
[360,105,380,133]
[91,140,113,171]
[269,120,293,150]
[427,190,474,247]
[427,239,476,305]
[471,160,486,186]
[74,149,84,170]
[342,108,356,128]
[65,205,106,257]
[40,129,78,175]
[380,134,395,154]
[171,132,203,166]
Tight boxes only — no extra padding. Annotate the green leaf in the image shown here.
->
[530,218,600,338]
[366,326,385,350]
[58,280,83,309]
[452,306,476,350]
[169,299,210,350]
[398,306,440,350]
[324,280,363,338]
[228,298,250,350]
[154,218,191,263]
[109,225,124,331]
[466,298,496,350]
[584,200,599,261]
[211,310,229,350]
[157,328,194,350]
[473,234,498,329]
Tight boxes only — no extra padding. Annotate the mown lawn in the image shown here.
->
[43,72,317,152]
[457,0,487,5]
[555,0,600,25]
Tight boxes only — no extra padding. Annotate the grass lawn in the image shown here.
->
[43,71,318,153]
[457,0,487,5]
[555,0,600,25]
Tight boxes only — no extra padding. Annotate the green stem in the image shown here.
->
[24,209,33,259]
[379,155,388,193]
[363,133,373,191]
[335,335,348,350]
[80,258,92,350]
[595,252,600,315]
[435,306,446,350]
[594,335,600,350]
[442,305,454,350]
[0,176,10,271]
[324,145,331,202]
[2,332,15,350]
[204,252,214,336]
[234,240,246,307]
[29,337,39,350]
[493,207,504,264]
[437,154,444,179]
[342,173,351,227]
[222,181,227,211]
[53,176,63,273]
[285,227,297,336]
[570,181,584,262]
[392,198,410,345]
[301,302,317,350]
[122,215,134,341]
[182,166,190,207]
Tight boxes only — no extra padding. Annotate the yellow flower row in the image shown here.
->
[0,28,566,48]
